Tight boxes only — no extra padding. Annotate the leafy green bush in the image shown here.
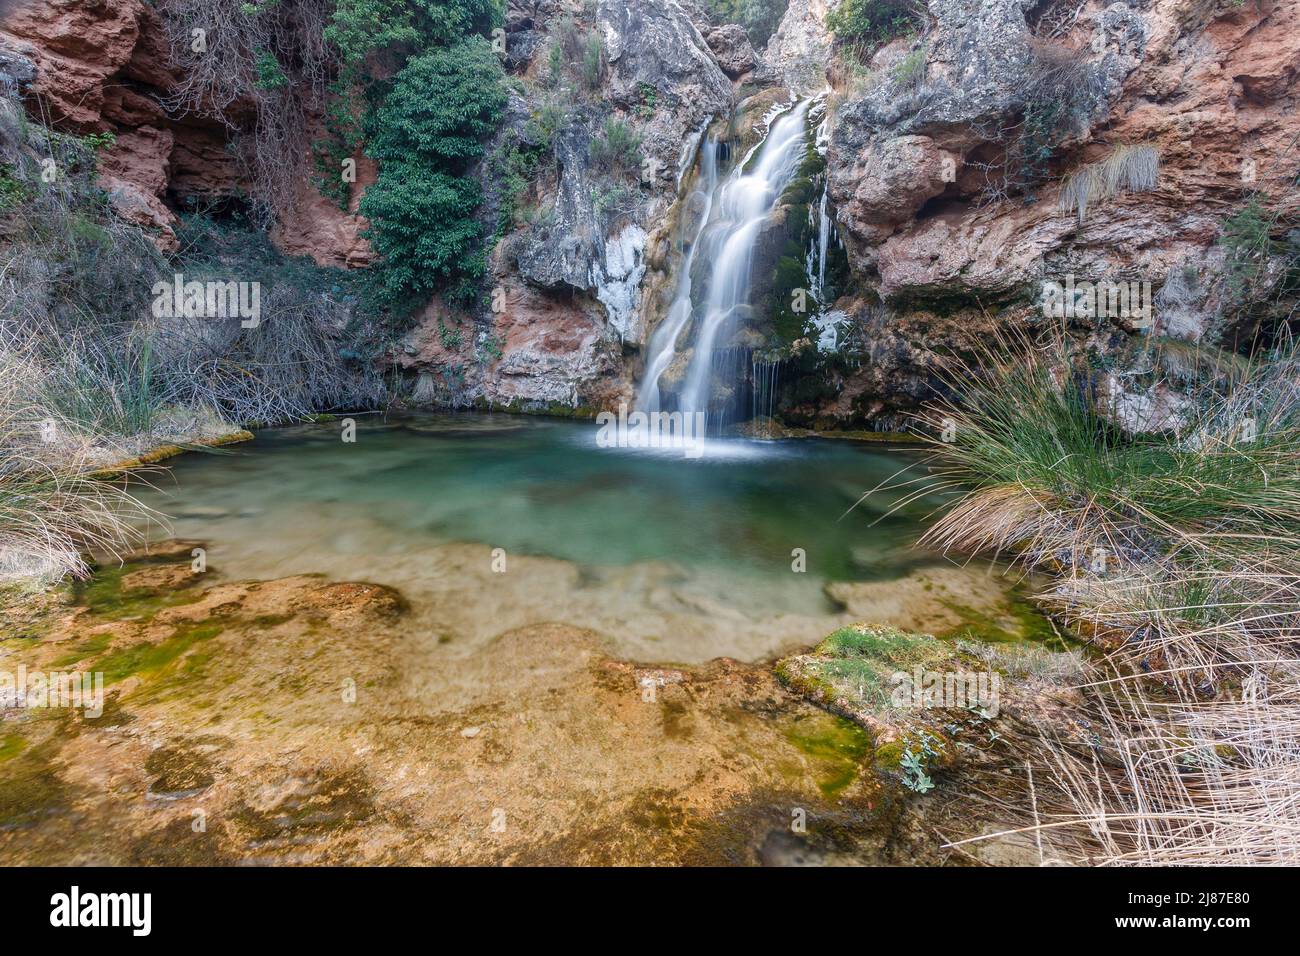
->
[704,0,789,48]
[0,165,32,211]
[360,37,506,303]
[326,0,503,64]
[361,164,487,302]
[367,40,507,165]
[253,50,290,90]
[826,0,920,48]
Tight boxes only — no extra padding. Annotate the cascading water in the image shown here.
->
[636,99,815,429]
[637,136,719,416]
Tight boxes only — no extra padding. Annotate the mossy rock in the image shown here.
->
[90,430,254,478]
[778,624,1022,799]
[778,624,959,720]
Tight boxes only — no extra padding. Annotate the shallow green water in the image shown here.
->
[129,413,961,663]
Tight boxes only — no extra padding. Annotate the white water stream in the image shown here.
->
[636,99,815,423]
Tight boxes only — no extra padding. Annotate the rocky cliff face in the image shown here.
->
[4,0,1297,428]
[397,0,737,412]
[0,0,364,260]
[811,0,1300,427]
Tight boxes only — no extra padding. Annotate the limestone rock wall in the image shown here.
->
[4,0,1297,426]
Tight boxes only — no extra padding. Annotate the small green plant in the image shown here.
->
[253,50,290,90]
[1219,196,1276,302]
[81,131,118,153]
[593,182,633,218]
[590,117,643,176]
[438,319,463,351]
[899,747,935,793]
[581,32,606,90]
[891,45,926,91]
[527,94,570,148]
[481,333,504,361]
[44,337,162,438]
[634,82,658,121]
[0,167,31,211]
[312,78,369,210]
[547,15,605,94]
[489,142,547,237]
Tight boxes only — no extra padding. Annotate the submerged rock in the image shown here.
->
[0,547,974,865]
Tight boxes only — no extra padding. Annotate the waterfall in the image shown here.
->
[635,99,814,427]
[808,108,832,306]
[637,137,719,415]
[750,353,781,433]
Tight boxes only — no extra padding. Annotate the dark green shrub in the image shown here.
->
[326,0,503,64]
[825,0,921,48]
[360,37,506,302]
[360,164,487,301]
[367,40,508,165]
[590,117,643,176]
[253,50,290,90]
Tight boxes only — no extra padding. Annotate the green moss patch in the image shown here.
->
[68,560,203,624]
[0,733,27,763]
[782,711,874,798]
[936,589,1068,649]
[782,624,957,714]
[92,620,225,687]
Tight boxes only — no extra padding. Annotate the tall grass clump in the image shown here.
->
[0,92,388,581]
[0,339,152,582]
[905,324,1300,864]
[1058,145,1160,221]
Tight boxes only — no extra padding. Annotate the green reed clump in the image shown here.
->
[909,325,1300,866]
[915,328,1300,573]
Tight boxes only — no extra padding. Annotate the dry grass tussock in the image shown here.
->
[0,92,389,582]
[0,342,157,582]
[895,323,1300,864]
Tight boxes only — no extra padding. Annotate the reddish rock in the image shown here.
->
[270,113,377,268]
[100,84,164,126]
[98,125,172,195]
[167,122,242,200]
[96,124,178,251]
[0,0,144,127]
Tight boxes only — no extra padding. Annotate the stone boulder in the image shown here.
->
[764,0,835,94]
[705,23,757,79]
[833,134,959,245]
